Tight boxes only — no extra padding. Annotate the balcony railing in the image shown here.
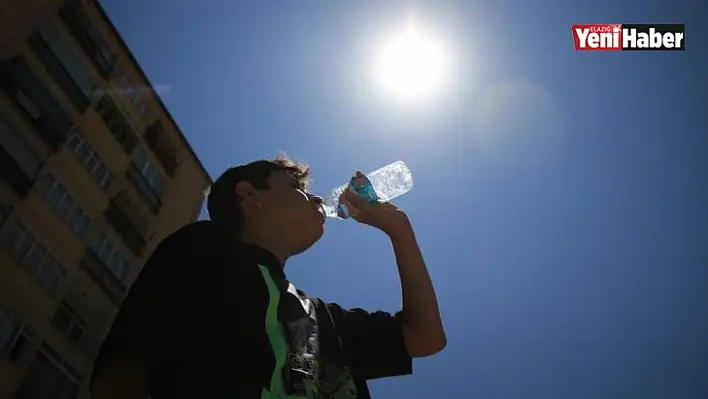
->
[144,122,178,177]
[80,249,125,305]
[104,194,147,256]
[0,146,35,199]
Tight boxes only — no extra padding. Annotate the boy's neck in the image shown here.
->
[239,228,288,267]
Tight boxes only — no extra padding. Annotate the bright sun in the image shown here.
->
[372,20,452,103]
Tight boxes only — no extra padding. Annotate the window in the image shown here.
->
[118,67,153,121]
[90,232,130,281]
[15,344,81,399]
[0,309,34,362]
[4,222,67,295]
[132,148,164,197]
[66,130,112,189]
[0,58,73,150]
[0,113,42,178]
[59,0,117,78]
[36,174,91,237]
[51,303,85,344]
[30,24,95,111]
[95,96,138,153]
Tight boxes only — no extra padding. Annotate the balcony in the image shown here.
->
[80,249,125,305]
[144,122,178,177]
[0,146,35,199]
[54,288,107,361]
[127,164,162,214]
[0,58,72,152]
[18,95,67,152]
[28,31,91,113]
[95,96,138,154]
[104,192,148,256]
[59,1,117,79]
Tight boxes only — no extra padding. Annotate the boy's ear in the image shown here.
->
[236,181,262,209]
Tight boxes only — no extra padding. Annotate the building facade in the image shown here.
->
[0,0,212,397]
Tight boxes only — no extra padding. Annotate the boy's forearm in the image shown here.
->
[389,224,446,357]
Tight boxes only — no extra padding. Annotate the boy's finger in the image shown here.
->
[344,189,372,210]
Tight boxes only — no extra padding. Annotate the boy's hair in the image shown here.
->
[207,155,311,233]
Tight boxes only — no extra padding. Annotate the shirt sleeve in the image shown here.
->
[89,222,236,391]
[327,302,413,380]
[89,240,175,391]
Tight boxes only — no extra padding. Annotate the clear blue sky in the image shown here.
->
[103,0,707,397]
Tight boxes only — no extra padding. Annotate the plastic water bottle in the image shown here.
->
[321,160,414,219]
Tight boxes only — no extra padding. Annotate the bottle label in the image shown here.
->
[336,175,379,219]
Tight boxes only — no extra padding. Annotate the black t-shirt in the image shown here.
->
[91,221,412,398]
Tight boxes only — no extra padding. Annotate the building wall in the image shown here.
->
[0,1,212,397]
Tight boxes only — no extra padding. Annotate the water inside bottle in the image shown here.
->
[366,160,413,202]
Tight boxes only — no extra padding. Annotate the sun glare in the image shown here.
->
[372,19,452,103]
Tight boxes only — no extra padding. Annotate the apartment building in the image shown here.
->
[0,0,212,397]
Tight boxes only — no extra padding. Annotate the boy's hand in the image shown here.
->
[339,172,412,238]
